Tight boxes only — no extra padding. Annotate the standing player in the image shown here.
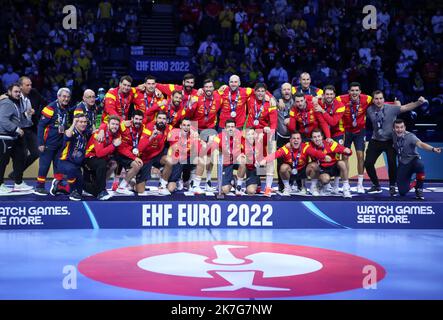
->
[133,75,166,124]
[102,75,138,123]
[365,91,427,195]
[393,119,441,200]
[35,88,71,196]
[336,82,372,193]
[156,73,199,112]
[309,129,353,198]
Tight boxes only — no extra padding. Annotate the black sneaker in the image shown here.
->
[97,190,112,201]
[69,190,82,201]
[34,187,49,196]
[389,185,397,196]
[50,179,60,196]
[415,188,425,200]
[366,185,382,194]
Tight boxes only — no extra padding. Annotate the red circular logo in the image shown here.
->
[78,241,386,298]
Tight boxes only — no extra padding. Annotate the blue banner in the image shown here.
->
[0,201,442,230]
[130,56,191,80]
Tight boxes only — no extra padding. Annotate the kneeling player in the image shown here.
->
[393,119,441,200]
[310,128,353,198]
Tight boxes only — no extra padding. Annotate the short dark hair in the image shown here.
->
[203,78,213,85]
[254,82,267,91]
[291,131,302,138]
[108,115,121,123]
[156,111,167,118]
[119,75,133,84]
[171,90,183,97]
[323,85,336,93]
[393,119,405,126]
[133,110,144,118]
[372,90,384,97]
[183,73,195,81]
[349,82,361,89]
[294,92,305,99]
[144,75,156,82]
[7,83,20,91]
[225,119,236,126]
[311,128,323,137]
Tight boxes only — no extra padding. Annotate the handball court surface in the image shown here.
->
[0,180,442,300]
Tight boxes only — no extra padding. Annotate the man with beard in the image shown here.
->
[102,75,138,123]
[133,75,166,124]
[336,82,372,193]
[293,72,323,96]
[309,129,353,198]
[35,88,71,196]
[53,113,89,201]
[144,90,186,127]
[137,111,173,194]
[114,110,145,195]
[156,73,199,112]
[260,131,330,195]
[83,115,122,200]
[393,119,441,200]
[73,89,98,138]
[0,83,30,193]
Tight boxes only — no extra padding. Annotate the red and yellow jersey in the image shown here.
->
[189,92,223,130]
[311,140,352,167]
[133,89,166,124]
[287,96,331,138]
[336,94,372,134]
[265,142,325,170]
[143,99,190,128]
[168,130,203,162]
[217,86,254,128]
[116,122,144,160]
[241,137,266,170]
[317,99,345,138]
[102,87,138,123]
[85,124,121,160]
[208,130,243,165]
[246,96,277,130]
[138,122,173,163]
[156,83,198,110]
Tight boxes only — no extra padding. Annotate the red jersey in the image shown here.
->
[288,96,331,138]
[246,96,278,130]
[241,137,266,170]
[168,130,203,163]
[336,94,372,134]
[116,122,144,160]
[209,131,243,166]
[217,86,254,128]
[311,140,352,167]
[143,99,189,128]
[156,83,198,110]
[133,89,166,124]
[102,87,138,123]
[85,124,121,160]
[189,92,222,130]
[318,99,345,138]
[265,142,325,170]
[138,122,173,163]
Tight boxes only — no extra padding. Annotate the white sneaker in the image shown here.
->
[299,187,307,195]
[291,185,299,193]
[310,185,320,196]
[0,183,12,193]
[331,186,341,195]
[13,182,33,191]
[158,187,171,196]
[357,184,365,194]
[115,187,134,195]
[190,186,205,195]
[320,186,331,196]
[177,179,184,191]
[205,181,216,192]
[343,186,352,198]
[324,182,333,193]
[283,187,292,196]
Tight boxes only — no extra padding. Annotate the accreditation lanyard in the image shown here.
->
[73,128,86,158]
[396,136,405,161]
[167,102,177,124]
[375,107,385,129]
[56,102,67,129]
[203,95,213,119]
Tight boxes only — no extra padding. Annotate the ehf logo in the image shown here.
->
[78,241,386,298]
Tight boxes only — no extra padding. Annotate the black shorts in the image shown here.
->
[246,168,260,187]
[319,163,340,177]
[290,166,307,179]
[222,164,239,186]
[115,154,135,170]
[169,163,196,182]
[344,130,366,151]
[136,153,165,183]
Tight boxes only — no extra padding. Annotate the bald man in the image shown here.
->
[73,89,98,138]
[293,72,323,97]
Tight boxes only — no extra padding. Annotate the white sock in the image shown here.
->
[236,178,244,187]
[343,180,350,187]
[206,174,211,183]
[358,175,364,186]
[334,177,340,188]
[283,179,290,189]
[266,175,273,188]
[310,179,318,189]
[193,176,202,188]
[119,180,128,188]
[159,178,168,188]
